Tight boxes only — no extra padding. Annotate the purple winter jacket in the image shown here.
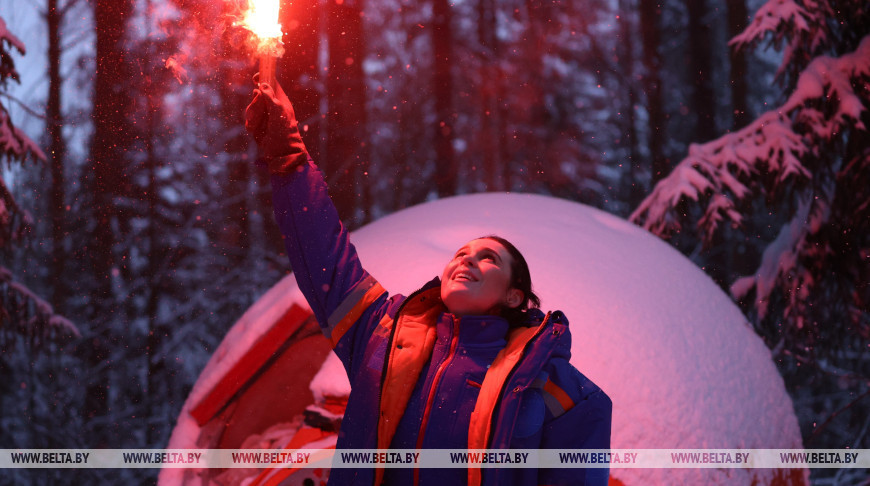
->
[270,158,612,486]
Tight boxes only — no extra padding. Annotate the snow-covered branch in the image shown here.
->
[0,17,26,55]
[728,0,832,80]
[728,191,828,322]
[0,104,47,165]
[0,14,74,348]
[0,266,80,341]
[631,36,870,240]
[632,0,870,357]
[0,17,26,88]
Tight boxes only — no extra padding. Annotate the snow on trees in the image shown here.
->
[163,194,806,486]
[630,1,869,354]
[1,18,78,482]
[0,15,76,340]
[0,18,44,167]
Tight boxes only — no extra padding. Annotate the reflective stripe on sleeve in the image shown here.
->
[325,274,386,347]
[542,378,575,418]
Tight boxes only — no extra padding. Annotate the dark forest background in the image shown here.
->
[1,0,868,483]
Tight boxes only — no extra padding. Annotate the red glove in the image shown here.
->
[245,80,309,174]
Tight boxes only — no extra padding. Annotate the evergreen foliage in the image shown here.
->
[632,0,870,461]
[0,16,77,356]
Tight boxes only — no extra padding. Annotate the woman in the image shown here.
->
[246,82,611,486]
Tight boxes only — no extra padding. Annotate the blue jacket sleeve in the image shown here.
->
[538,360,612,486]
[270,158,390,372]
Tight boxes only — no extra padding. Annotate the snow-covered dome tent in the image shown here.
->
[161,193,807,485]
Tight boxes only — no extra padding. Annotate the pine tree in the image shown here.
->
[631,0,870,453]
[632,0,869,352]
[0,16,77,352]
[0,16,81,485]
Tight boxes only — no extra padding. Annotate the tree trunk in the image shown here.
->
[522,0,552,191]
[46,0,66,310]
[727,0,749,130]
[687,0,716,142]
[639,0,666,184]
[278,0,322,158]
[218,17,251,260]
[326,0,368,225]
[139,0,165,447]
[618,0,644,206]
[433,0,457,197]
[478,0,497,191]
[85,0,133,443]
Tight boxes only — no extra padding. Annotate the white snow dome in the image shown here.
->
[164,193,807,485]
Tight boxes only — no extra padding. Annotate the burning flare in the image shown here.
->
[242,0,282,42]
[240,0,284,86]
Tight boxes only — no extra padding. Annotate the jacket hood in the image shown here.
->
[525,308,572,362]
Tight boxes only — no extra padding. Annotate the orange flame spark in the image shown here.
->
[240,0,284,57]
[239,0,284,87]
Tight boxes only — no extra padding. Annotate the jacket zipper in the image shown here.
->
[378,285,431,400]
[413,315,461,485]
[486,312,552,444]
[373,284,437,486]
[469,313,553,486]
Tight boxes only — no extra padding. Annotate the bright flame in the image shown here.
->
[239,0,284,86]
[242,0,282,42]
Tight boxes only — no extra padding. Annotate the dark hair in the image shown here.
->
[480,235,541,325]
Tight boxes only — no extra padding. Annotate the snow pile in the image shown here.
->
[166,193,805,485]
[310,352,350,404]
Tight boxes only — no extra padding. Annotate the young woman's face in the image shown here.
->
[440,238,523,317]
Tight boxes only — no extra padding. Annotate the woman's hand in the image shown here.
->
[245,78,309,174]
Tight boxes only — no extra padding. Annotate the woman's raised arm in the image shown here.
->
[245,82,390,372]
